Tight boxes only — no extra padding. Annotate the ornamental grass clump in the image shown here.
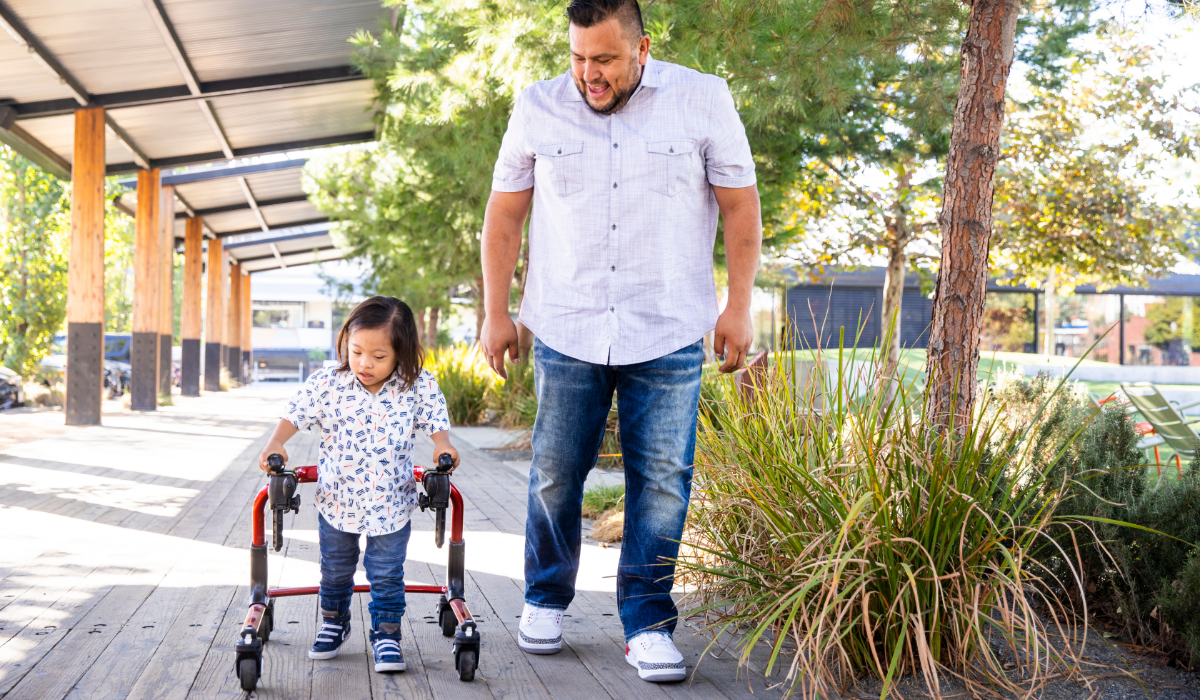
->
[680,346,1097,699]
[424,344,492,425]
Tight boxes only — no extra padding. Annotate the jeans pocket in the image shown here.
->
[537,142,585,197]
[647,140,694,196]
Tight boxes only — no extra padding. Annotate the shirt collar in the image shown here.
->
[560,55,659,104]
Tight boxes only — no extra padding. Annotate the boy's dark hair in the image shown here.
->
[335,296,423,390]
[566,0,644,40]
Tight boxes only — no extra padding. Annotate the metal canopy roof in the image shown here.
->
[111,157,329,241]
[0,0,386,180]
[223,225,344,273]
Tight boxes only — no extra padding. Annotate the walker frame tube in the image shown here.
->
[234,464,478,689]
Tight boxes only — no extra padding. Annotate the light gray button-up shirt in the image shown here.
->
[491,57,756,366]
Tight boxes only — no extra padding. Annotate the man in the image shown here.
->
[480,0,762,682]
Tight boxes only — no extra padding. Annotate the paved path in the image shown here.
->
[0,383,787,699]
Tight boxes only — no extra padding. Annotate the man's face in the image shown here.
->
[568,16,650,115]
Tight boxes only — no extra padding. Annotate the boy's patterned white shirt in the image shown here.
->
[283,367,451,536]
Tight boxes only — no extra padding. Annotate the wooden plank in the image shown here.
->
[364,590,434,700]
[61,579,193,700]
[571,590,731,700]
[0,567,152,698]
[255,591,314,700]
[183,584,251,700]
[467,570,613,700]
[123,584,239,700]
[401,560,492,700]
[309,580,372,700]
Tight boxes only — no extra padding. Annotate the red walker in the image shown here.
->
[234,454,479,691]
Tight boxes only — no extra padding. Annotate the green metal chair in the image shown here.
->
[1120,383,1200,476]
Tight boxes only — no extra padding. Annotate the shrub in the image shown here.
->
[992,372,1200,666]
[425,344,492,425]
[582,483,624,519]
[679,353,1096,697]
[486,357,537,428]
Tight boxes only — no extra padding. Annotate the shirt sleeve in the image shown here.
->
[414,370,452,436]
[491,91,536,192]
[282,369,332,433]
[703,79,757,189]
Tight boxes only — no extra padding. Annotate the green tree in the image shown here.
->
[104,181,136,333]
[0,146,70,377]
[305,2,516,340]
[990,26,1199,353]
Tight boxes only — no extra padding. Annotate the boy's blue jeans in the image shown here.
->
[318,512,411,630]
[525,338,703,640]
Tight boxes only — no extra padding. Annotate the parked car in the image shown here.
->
[105,361,131,398]
[0,365,25,409]
[104,334,131,363]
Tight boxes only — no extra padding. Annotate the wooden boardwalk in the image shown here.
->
[0,385,788,700]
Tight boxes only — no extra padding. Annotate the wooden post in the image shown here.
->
[204,238,223,392]
[226,261,242,384]
[181,217,203,396]
[65,107,106,425]
[241,273,252,383]
[130,168,161,411]
[159,185,176,398]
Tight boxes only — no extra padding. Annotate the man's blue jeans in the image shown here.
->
[318,512,411,630]
[525,338,703,640]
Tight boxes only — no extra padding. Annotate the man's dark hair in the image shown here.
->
[335,295,424,390]
[566,0,644,40]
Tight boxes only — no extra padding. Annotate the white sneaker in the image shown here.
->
[625,631,686,682]
[517,603,563,654]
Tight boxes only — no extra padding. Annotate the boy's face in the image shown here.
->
[348,326,397,393]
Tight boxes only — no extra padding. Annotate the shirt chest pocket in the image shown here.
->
[536,142,585,197]
[646,140,695,197]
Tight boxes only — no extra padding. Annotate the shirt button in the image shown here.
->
[613,143,618,149]
[611,224,616,230]
[612,182,617,189]
[611,265,616,271]
[610,306,614,312]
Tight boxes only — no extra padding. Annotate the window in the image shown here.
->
[253,309,293,328]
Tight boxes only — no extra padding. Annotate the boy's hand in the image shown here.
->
[433,444,460,473]
[259,444,288,473]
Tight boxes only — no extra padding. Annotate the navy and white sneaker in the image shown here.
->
[308,610,351,660]
[625,631,686,682]
[370,624,406,672]
[517,603,563,654]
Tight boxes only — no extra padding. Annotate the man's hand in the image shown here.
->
[481,313,520,379]
[714,307,753,373]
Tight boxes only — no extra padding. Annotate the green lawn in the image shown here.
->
[775,347,1197,471]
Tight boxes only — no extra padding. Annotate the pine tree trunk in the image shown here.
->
[427,306,440,349]
[925,0,1022,427]
[1042,270,1057,356]
[882,168,912,379]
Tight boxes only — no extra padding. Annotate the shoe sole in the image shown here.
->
[518,629,562,655]
[625,653,686,682]
[308,649,340,660]
[374,661,406,672]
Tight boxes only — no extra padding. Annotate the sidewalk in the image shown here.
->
[0,383,787,700]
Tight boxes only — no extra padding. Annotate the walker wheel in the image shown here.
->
[457,649,477,682]
[440,609,456,637]
[238,657,259,691]
[261,602,274,643]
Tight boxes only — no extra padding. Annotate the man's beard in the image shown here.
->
[574,65,642,115]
